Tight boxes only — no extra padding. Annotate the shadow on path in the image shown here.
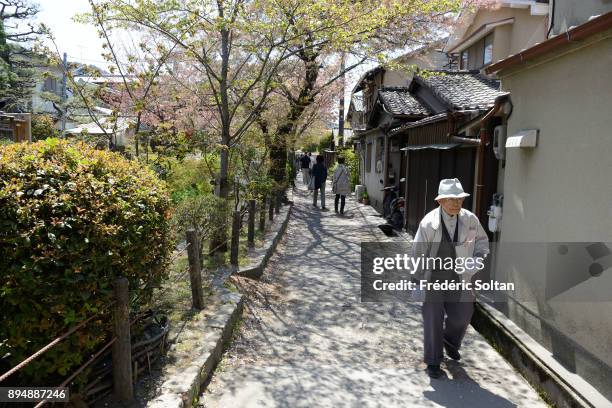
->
[200,181,546,408]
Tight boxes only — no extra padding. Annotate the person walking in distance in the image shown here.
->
[412,178,489,379]
[332,156,350,215]
[300,153,311,186]
[311,155,328,209]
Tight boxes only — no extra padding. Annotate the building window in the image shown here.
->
[365,142,372,172]
[483,34,493,65]
[375,137,384,173]
[460,51,468,70]
[43,77,58,93]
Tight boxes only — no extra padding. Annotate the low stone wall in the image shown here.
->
[472,302,612,408]
[146,290,243,408]
[235,203,292,279]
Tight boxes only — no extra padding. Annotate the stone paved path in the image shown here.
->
[200,181,547,408]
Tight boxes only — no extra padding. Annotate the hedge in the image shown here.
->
[0,138,173,385]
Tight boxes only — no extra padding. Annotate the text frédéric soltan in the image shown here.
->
[371,279,515,291]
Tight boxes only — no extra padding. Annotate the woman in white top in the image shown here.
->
[332,157,351,215]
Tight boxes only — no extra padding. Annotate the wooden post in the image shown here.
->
[275,190,281,214]
[268,193,274,222]
[259,196,266,232]
[248,200,256,248]
[186,229,204,309]
[112,277,134,403]
[230,210,240,266]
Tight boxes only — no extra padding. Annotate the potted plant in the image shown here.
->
[362,191,369,205]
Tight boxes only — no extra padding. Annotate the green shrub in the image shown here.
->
[166,157,216,203]
[31,114,60,142]
[317,132,334,153]
[0,138,173,384]
[171,193,228,243]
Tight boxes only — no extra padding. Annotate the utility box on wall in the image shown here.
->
[493,125,506,160]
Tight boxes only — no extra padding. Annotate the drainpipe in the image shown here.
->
[383,130,390,187]
[475,94,509,218]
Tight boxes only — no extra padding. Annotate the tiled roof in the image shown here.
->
[378,87,432,116]
[390,112,448,135]
[416,71,505,110]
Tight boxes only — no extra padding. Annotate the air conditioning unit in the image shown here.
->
[493,125,506,160]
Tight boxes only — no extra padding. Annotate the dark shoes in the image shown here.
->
[426,364,443,379]
[444,341,461,361]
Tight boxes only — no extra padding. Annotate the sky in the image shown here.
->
[36,0,107,68]
[32,0,391,118]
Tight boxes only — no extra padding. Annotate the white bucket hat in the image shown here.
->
[435,178,470,201]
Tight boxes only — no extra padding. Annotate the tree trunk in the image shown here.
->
[210,21,232,254]
[210,145,230,253]
[248,199,256,248]
[230,210,240,266]
[259,196,266,232]
[269,52,319,188]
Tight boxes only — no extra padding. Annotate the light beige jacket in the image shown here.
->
[411,206,489,283]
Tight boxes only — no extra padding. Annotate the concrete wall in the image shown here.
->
[31,66,64,117]
[460,7,548,69]
[377,48,449,89]
[494,33,612,399]
[552,0,612,35]
[390,49,449,82]
[361,130,386,211]
[383,70,410,88]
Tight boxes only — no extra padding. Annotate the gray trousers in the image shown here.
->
[313,183,325,207]
[301,168,310,185]
[422,298,474,365]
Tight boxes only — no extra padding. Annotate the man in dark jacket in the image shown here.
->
[300,153,311,185]
[311,155,328,209]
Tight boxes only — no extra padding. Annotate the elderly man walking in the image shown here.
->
[412,178,489,379]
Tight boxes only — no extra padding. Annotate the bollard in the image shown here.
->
[186,229,204,309]
[248,200,256,248]
[112,277,134,403]
[230,211,241,266]
[268,194,274,222]
[275,190,281,214]
[259,196,266,232]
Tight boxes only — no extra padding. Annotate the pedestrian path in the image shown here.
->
[200,181,547,407]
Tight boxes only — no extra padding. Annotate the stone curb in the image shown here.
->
[145,290,244,408]
[146,193,293,407]
[234,201,293,280]
[472,301,612,408]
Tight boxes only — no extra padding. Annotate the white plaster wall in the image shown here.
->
[494,35,612,394]
[361,131,386,211]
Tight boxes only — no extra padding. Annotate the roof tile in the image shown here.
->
[378,87,432,116]
[417,71,505,110]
